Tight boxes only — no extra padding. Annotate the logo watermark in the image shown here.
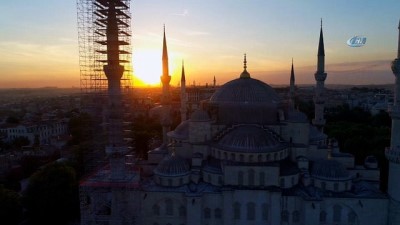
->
[347,35,367,47]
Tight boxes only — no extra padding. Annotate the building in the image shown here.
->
[79,20,400,225]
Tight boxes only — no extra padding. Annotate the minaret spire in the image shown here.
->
[180,60,187,122]
[397,19,400,59]
[386,19,400,225]
[313,20,327,131]
[160,25,172,145]
[213,75,216,87]
[289,58,295,109]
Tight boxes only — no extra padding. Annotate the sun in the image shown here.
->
[132,49,162,86]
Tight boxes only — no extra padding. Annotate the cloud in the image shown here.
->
[172,9,189,17]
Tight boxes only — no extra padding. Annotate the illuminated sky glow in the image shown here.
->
[0,0,399,88]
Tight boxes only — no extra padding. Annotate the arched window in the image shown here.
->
[260,172,265,186]
[247,202,255,220]
[248,169,255,186]
[233,202,241,220]
[218,176,223,185]
[267,154,271,161]
[179,178,183,186]
[333,205,342,222]
[281,210,289,222]
[262,203,268,220]
[320,211,327,223]
[224,152,227,160]
[348,211,357,224]
[258,154,262,162]
[291,177,295,185]
[179,206,186,217]
[274,153,278,160]
[215,208,222,219]
[240,154,244,162]
[166,199,173,215]
[238,171,244,186]
[231,153,235,161]
[152,204,160,216]
[168,179,172,186]
[204,207,211,219]
[292,210,300,223]
[208,174,212,183]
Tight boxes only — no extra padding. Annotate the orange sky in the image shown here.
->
[0,1,399,88]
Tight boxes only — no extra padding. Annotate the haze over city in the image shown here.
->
[0,0,399,88]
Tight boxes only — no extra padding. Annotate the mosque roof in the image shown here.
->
[190,109,211,122]
[286,110,308,123]
[168,120,189,140]
[215,125,286,153]
[209,77,280,105]
[154,153,190,177]
[311,159,351,181]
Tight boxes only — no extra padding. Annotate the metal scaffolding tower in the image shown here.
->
[77,0,133,95]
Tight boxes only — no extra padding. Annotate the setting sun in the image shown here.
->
[133,49,183,87]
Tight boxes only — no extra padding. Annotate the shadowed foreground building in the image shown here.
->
[79,21,400,225]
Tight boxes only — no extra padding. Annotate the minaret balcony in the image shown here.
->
[386,146,400,163]
[314,72,327,81]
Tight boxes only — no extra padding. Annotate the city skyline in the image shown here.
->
[0,0,399,88]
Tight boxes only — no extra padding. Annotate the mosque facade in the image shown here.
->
[79,21,400,225]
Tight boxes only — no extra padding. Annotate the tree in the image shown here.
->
[0,186,23,225]
[23,163,79,225]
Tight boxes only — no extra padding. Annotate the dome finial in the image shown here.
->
[240,53,251,78]
[244,53,247,70]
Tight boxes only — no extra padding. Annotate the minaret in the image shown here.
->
[386,19,400,225]
[213,75,216,87]
[180,60,187,122]
[312,19,327,131]
[160,25,172,145]
[103,0,127,180]
[289,58,295,109]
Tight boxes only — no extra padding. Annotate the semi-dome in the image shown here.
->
[311,160,351,181]
[215,125,285,153]
[154,154,190,177]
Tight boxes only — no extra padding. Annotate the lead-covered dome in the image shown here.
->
[216,125,285,153]
[154,154,190,177]
[207,57,281,124]
[210,77,280,104]
[311,160,351,181]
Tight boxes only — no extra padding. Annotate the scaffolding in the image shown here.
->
[77,0,133,95]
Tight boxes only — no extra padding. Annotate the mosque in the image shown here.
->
[79,20,400,225]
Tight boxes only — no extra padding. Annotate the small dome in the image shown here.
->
[168,120,189,140]
[216,125,285,153]
[311,160,351,181]
[190,109,210,122]
[287,110,308,123]
[154,154,190,176]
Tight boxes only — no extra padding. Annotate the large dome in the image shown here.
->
[208,73,281,124]
[210,77,280,104]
